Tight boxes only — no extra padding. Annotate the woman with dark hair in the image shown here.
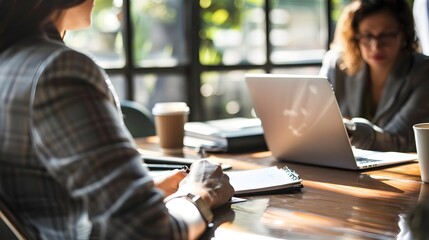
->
[0,1,234,239]
[320,0,429,152]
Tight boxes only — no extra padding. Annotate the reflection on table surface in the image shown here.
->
[135,137,425,240]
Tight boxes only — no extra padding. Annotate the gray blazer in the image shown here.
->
[320,50,429,152]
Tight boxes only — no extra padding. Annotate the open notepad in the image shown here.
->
[226,166,303,196]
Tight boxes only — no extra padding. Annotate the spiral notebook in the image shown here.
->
[226,166,303,196]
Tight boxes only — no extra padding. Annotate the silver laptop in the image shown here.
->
[245,73,417,170]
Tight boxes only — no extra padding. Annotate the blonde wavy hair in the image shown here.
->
[330,0,418,75]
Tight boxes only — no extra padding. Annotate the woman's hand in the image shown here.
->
[343,118,356,137]
[176,159,235,209]
[153,169,188,197]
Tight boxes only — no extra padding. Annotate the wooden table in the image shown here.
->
[136,137,426,240]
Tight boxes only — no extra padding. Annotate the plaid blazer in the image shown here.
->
[0,34,187,239]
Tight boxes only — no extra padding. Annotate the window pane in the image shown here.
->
[270,0,327,64]
[64,0,125,68]
[131,0,188,67]
[330,0,352,43]
[201,70,264,120]
[271,66,321,75]
[332,0,352,23]
[133,74,187,111]
[200,0,266,65]
[201,67,321,120]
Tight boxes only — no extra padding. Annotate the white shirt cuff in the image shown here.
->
[165,198,206,239]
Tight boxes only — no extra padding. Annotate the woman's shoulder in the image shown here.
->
[33,39,111,98]
[408,52,429,75]
[411,52,429,65]
[320,49,345,77]
[3,36,95,69]
[0,36,95,80]
[27,38,103,77]
[321,49,344,68]
[326,49,344,59]
[406,52,429,86]
[36,38,96,66]
[324,49,343,59]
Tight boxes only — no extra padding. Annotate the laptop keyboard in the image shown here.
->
[355,156,382,165]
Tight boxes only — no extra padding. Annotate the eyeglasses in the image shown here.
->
[355,32,400,47]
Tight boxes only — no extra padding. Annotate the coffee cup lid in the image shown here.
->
[152,102,190,116]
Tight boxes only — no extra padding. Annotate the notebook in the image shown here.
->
[245,73,417,170]
[184,118,267,153]
[226,166,303,196]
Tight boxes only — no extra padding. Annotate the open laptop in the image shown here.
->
[245,74,417,170]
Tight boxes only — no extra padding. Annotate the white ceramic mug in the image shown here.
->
[413,123,429,183]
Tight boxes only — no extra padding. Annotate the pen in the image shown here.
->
[181,165,190,173]
[141,154,231,171]
[142,155,194,166]
[143,163,189,171]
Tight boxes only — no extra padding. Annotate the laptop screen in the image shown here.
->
[245,74,362,169]
[245,73,416,170]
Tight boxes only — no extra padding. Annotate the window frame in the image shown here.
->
[108,0,336,121]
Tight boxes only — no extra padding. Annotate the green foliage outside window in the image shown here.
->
[199,0,264,65]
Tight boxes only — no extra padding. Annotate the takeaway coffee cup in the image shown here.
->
[152,102,190,154]
[413,123,429,183]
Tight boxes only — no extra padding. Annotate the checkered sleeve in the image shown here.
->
[30,50,188,239]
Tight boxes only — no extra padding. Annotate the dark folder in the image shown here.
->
[184,118,268,153]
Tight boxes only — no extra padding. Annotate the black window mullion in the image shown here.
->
[123,0,135,101]
[265,0,273,73]
[327,0,334,50]
[117,0,332,119]
[188,0,204,121]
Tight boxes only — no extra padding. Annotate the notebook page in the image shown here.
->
[226,166,302,194]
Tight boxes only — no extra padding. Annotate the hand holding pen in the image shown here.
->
[153,167,189,197]
[173,159,234,209]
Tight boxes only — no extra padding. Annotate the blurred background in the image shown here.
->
[64,0,414,121]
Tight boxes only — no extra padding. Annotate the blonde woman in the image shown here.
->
[320,0,429,152]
